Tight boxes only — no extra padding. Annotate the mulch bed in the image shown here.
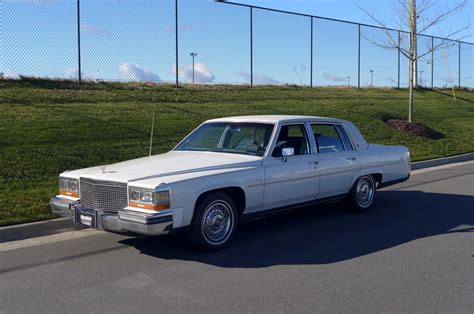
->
[385,119,444,140]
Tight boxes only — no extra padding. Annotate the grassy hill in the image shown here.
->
[1,78,473,226]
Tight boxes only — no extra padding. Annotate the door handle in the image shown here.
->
[309,161,319,165]
[346,157,356,161]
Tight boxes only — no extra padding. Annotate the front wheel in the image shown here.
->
[188,192,238,250]
[347,175,376,212]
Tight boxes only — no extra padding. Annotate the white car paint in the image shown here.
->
[55,115,410,232]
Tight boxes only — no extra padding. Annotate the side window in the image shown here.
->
[272,124,309,157]
[311,124,345,154]
[335,125,353,151]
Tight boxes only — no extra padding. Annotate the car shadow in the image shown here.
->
[119,190,474,268]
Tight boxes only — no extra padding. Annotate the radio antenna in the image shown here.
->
[149,112,155,156]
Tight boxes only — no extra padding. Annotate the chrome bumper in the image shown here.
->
[50,196,74,218]
[50,197,174,236]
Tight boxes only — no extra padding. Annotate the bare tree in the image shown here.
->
[293,65,307,85]
[359,0,470,122]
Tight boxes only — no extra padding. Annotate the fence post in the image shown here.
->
[458,42,461,88]
[77,0,81,86]
[357,24,361,89]
[431,36,434,89]
[310,17,313,87]
[398,31,401,89]
[175,0,179,87]
[250,6,253,87]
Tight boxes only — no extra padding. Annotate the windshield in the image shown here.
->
[175,122,274,156]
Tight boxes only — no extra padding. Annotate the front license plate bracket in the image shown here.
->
[74,206,98,229]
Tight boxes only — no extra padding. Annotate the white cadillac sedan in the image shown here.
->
[51,115,410,250]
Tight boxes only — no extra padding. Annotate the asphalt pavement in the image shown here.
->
[1,162,473,313]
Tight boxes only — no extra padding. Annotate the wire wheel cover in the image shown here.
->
[356,176,374,207]
[201,200,233,244]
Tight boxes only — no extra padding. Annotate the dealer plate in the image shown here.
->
[74,207,98,229]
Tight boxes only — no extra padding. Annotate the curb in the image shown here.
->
[1,152,473,243]
[0,218,85,243]
[411,152,474,170]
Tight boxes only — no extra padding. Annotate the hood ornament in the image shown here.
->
[99,165,116,174]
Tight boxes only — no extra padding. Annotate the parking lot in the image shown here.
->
[1,162,473,312]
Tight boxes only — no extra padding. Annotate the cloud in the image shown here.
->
[173,63,215,83]
[323,72,346,82]
[237,71,279,85]
[80,23,110,36]
[118,63,161,82]
[3,70,20,79]
[442,77,455,84]
[65,68,83,80]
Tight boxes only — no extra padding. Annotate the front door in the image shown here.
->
[262,124,320,210]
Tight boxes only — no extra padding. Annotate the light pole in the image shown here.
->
[346,76,351,87]
[419,70,424,87]
[369,70,374,87]
[190,52,198,84]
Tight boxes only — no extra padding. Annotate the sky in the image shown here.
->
[2,0,473,87]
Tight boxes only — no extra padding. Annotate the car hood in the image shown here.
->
[63,151,262,186]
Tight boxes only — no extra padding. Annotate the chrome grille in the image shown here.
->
[79,178,127,212]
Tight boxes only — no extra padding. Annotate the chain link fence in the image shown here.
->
[1,0,473,88]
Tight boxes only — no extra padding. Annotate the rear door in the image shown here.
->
[311,123,360,198]
[262,123,320,210]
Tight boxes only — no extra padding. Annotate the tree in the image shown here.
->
[359,0,470,122]
[293,65,307,85]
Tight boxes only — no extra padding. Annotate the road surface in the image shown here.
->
[1,162,473,312]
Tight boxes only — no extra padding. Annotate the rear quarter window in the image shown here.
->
[335,125,353,151]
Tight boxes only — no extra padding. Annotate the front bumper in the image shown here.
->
[50,197,174,236]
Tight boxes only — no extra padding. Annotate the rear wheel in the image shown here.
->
[188,192,238,250]
[347,175,376,212]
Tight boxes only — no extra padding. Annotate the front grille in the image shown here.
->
[80,178,127,212]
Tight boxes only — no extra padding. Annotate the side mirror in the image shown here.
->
[281,147,294,162]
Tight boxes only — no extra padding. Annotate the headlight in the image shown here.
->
[129,190,140,202]
[128,188,170,211]
[59,177,79,197]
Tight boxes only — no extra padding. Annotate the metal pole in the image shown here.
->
[431,36,434,89]
[149,113,155,157]
[310,17,313,87]
[250,6,253,87]
[398,31,401,89]
[175,0,179,87]
[77,0,81,86]
[458,41,461,88]
[190,52,197,83]
[358,24,361,89]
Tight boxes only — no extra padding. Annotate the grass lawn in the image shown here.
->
[0,78,473,226]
